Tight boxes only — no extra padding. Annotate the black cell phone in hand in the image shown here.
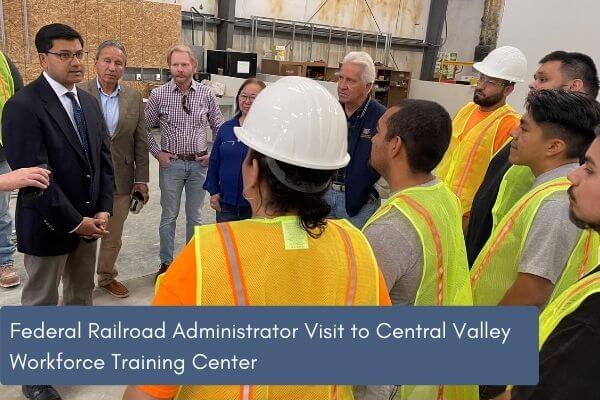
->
[22,163,50,201]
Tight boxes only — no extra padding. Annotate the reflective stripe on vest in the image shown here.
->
[539,269,600,349]
[0,52,15,146]
[471,178,571,305]
[549,230,599,303]
[436,102,519,215]
[175,217,379,400]
[363,183,477,400]
[396,194,445,305]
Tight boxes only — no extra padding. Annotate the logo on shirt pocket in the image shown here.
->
[360,128,373,139]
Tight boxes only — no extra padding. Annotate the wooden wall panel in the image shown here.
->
[120,0,145,67]
[3,0,182,85]
[4,0,25,65]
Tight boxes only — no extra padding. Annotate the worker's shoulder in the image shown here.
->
[364,206,418,240]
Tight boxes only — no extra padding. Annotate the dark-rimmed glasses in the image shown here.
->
[45,50,87,62]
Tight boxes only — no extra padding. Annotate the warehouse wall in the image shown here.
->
[440,0,485,62]
[235,0,430,40]
[3,0,181,86]
[497,0,600,113]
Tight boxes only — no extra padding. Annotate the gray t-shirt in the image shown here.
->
[518,163,581,287]
[358,179,437,400]
[363,179,440,306]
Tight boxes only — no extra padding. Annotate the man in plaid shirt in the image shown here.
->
[145,45,223,277]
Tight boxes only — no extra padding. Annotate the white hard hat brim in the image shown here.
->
[473,61,524,83]
[234,126,351,170]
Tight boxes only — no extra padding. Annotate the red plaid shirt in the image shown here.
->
[145,79,224,157]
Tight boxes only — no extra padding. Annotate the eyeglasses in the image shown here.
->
[476,74,511,88]
[239,94,257,103]
[182,94,191,115]
[45,50,87,62]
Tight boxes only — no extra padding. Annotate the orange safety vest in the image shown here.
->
[175,216,381,400]
[436,102,520,215]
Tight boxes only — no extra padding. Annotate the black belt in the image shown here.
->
[172,151,208,161]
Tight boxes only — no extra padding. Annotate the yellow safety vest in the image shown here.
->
[539,268,600,349]
[436,102,520,215]
[0,52,15,145]
[363,182,477,400]
[174,216,381,400]
[471,177,599,305]
[502,267,600,396]
[491,165,535,230]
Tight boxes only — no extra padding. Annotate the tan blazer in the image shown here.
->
[80,79,149,195]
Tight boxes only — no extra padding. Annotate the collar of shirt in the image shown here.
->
[168,78,200,94]
[344,96,371,123]
[96,77,121,98]
[389,177,439,198]
[43,71,79,103]
[532,162,579,188]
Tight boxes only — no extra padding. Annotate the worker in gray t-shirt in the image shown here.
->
[471,90,600,311]
[356,100,477,400]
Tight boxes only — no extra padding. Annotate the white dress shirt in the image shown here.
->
[42,71,81,134]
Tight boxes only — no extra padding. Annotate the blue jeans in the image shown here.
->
[216,202,252,223]
[158,160,207,264]
[325,188,380,229]
[0,161,15,266]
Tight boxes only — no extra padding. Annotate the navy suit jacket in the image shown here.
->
[345,99,386,216]
[1,74,114,256]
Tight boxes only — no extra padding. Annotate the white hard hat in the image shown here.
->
[234,76,350,170]
[473,46,527,83]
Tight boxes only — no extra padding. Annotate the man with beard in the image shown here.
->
[466,51,599,266]
[145,45,223,278]
[436,46,526,228]
[501,128,600,400]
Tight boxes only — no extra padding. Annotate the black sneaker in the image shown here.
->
[22,385,62,400]
[155,262,170,282]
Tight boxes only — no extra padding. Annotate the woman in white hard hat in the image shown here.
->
[203,78,266,222]
[123,77,391,400]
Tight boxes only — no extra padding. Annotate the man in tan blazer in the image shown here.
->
[80,40,149,298]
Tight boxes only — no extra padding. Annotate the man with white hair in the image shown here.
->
[326,51,386,228]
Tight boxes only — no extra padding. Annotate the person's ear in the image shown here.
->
[546,138,567,157]
[569,79,585,93]
[389,135,403,158]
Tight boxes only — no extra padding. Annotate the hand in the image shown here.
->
[210,194,221,212]
[157,151,173,168]
[132,183,149,203]
[196,154,210,167]
[94,212,110,230]
[75,217,108,238]
[0,167,51,191]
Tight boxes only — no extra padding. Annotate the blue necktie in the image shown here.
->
[65,92,91,164]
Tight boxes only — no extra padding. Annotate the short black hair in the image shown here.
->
[526,89,600,159]
[386,99,452,173]
[35,23,84,54]
[540,51,599,98]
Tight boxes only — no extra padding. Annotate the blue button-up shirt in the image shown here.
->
[97,78,120,137]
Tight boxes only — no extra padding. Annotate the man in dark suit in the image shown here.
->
[1,23,113,400]
[80,40,149,299]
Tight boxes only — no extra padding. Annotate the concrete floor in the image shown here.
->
[0,154,217,399]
